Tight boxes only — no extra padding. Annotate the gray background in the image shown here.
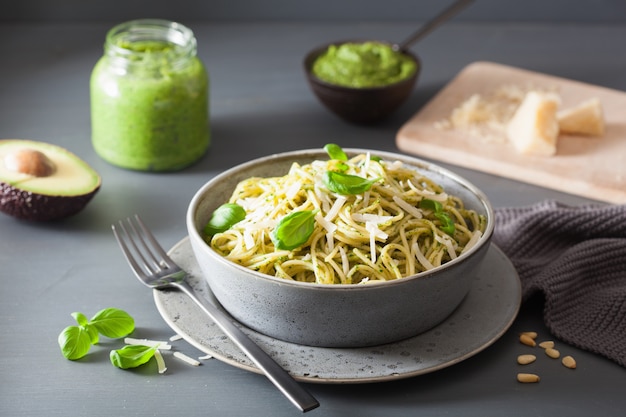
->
[4,0,626,23]
[2,2,626,417]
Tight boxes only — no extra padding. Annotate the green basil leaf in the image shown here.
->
[58,325,92,360]
[323,171,380,195]
[435,212,456,235]
[90,308,135,339]
[204,203,246,236]
[110,344,158,369]
[71,312,89,327]
[370,155,382,162]
[271,210,317,250]
[84,323,100,345]
[419,198,443,213]
[323,143,348,161]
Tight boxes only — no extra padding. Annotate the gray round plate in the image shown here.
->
[154,237,521,384]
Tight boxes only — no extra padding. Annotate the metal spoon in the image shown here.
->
[393,0,475,52]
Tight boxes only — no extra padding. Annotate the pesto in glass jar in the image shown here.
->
[91,19,209,171]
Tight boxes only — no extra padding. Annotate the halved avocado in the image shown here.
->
[0,139,101,221]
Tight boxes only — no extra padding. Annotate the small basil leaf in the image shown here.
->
[58,325,92,360]
[90,308,135,339]
[419,198,443,213]
[370,155,382,162]
[323,171,380,195]
[435,212,456,235]
[271,210,317,250]
[110,344,158,369]
[204,203,246,236]
[323,143,348,161]
[71,312,89,327]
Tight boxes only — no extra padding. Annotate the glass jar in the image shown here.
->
[90,19,209,171]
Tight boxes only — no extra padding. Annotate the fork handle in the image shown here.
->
[173,280,320,412]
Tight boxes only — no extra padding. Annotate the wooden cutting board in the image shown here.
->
[396,61,626,204]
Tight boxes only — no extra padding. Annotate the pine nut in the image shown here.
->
[539,340,555,349]
[545,348,560,359]
[520,331,538,339]
[520,334,537,347]
[517,373,540,383]
[562,355,577,369]
[517,354,537,365]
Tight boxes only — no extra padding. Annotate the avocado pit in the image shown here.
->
[0,139,101,221]
[4,148,57,177]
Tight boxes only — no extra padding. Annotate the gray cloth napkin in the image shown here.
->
[493,200,626,367]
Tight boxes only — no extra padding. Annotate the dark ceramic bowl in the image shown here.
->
[303,41,420,125]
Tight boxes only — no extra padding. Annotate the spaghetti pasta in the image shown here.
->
[205,148,486,285]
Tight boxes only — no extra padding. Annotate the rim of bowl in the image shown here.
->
[303,40,421,92]
[187,148,494,291]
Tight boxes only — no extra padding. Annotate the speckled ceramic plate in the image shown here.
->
[154,237,521,384]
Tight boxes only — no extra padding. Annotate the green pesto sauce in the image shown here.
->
[90,40,209,171]
[312,41,418,88]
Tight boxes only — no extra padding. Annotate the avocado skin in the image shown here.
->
[0,181,100,221]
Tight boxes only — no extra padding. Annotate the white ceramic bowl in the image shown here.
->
[187,149,494,347]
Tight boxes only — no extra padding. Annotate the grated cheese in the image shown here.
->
[339,246,349,277]
[326,231,335,252]
[124,337,172,350]
[352,213,394,224]
[392,195,422,219]
[412,242,435,271]
[406,180,448,201]
[461,230,483,255]
[285,180,302,200]
[325,195,346,222]
[174,351,201,366]
[365,221,388,240]
[316,212,337,234]
[154,349,167,374]
[365,222,388,263]
[362,190,370,208]
[243,229,255,250]
[435,234,458,260]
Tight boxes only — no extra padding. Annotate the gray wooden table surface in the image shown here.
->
[1,20,625,417]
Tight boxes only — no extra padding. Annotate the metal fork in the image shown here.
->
[112,215,319,413]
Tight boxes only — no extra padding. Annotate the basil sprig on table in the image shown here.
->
[58,308,135,360]
[203,203,246,236]
[271,210,317,250]
[419,198,455,235]
[58,308,170,371]
[323,171,380,195]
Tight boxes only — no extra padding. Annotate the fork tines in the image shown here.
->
[112,215,175,277]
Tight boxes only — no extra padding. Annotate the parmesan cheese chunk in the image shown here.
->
[506,91,561,156]
[557,98,605,136]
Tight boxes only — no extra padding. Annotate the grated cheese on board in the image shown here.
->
[435,83,605,154]
[435,84,555,143]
